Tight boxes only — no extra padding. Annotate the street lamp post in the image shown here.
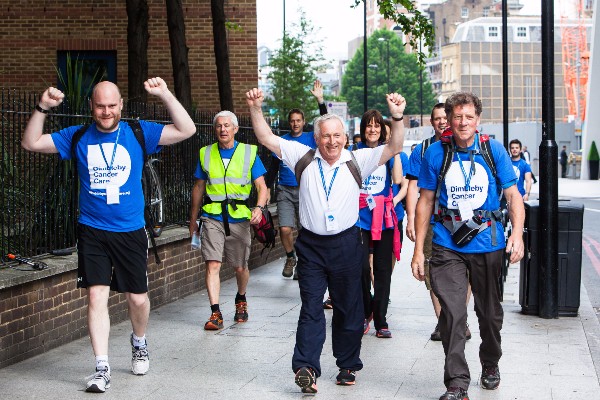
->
[378,37,390,93]
[419,37,423,126]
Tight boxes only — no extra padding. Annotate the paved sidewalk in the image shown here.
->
[1,231,599,399]
[2,177,600,399]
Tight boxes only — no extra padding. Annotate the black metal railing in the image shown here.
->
[1,88,283,257]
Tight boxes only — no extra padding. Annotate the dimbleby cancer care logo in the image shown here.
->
[444,161,489,209]
[87,144,132,189]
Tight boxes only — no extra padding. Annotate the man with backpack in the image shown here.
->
[21,78,196,393]
[188,110,268,331]
[246,87,406,394]
[411,92,525,400]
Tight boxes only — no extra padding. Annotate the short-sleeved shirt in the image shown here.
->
[279,138,385,235]
[406,136,436,180]
[511,158,532,196]
[275,132,317,186]
[354,142,395,231]
[392,152,410,221]
[418,135,517,253]
[194,141,267,223]
[51,120,164,232]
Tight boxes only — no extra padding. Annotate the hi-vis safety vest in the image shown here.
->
[200,143,257,220]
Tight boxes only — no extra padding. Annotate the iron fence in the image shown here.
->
[1,88,282,258]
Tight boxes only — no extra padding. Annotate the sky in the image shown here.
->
[257,0,546,62]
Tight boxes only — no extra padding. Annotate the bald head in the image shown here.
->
[90,81,123,133]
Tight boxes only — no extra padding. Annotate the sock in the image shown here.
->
[95,355,109,371]
[286,251,296,259]
[235,292,246,303]
[132,333,147,348]
[211,304,220,313]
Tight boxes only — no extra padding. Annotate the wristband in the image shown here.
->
[391,115,404,121]
[35,104,49,114]
[255,205,266,212]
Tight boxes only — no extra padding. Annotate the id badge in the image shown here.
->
[325,209,339,231]
[457,200,473,221]
[106,185,120,204]
[366,194,376,211]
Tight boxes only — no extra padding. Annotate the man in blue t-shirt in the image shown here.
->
[264,80,327,279]
[189,111,268,331]
[411,92,525,400]
[21,78,197,393]
[509,139,533,200]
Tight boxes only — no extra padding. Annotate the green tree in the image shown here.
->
[353,0,435,64]
[341,29,436,118]
[266,11,325,122]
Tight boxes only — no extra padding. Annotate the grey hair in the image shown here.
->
[213,110,239,127]
[313,113,346,139]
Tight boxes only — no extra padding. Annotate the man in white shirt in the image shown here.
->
[246,87,406,394]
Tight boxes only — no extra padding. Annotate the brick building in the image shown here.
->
[0,0,258,112]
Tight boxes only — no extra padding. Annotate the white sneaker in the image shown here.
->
[86,367,111,393]
[130,333,150,375]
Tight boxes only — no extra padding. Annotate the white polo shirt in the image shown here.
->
[279,138,385,235]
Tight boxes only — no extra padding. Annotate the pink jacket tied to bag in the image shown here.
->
[359,189,401,261]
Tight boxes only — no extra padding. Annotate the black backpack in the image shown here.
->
[70,120,162,264]
[252,207,278,255]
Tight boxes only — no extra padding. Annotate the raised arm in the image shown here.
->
[145,77,196,145]
[310,79,328,116]
[379,93,406,165]
[246,88,282,158]
[21,87,65,153]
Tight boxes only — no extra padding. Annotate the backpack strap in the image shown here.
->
[70,123,91,159]
[127,119,161,265]
[295,149,362,187]
[420,136,434,158]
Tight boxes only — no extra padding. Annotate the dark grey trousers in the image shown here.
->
[430,244,504,390]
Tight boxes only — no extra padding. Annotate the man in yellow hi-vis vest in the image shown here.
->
[189,110,268,330]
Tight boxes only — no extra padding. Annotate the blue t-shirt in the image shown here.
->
[406,136,437,179]
[51,120,164,232]
[355,142,395,231]
[392,152,410,221]
[511,158,532,196]
[418,135,517,253]
[194,141,267,222]
[275,132,317,186]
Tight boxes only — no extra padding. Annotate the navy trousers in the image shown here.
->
[292,226,365,377]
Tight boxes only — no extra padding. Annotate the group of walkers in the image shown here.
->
[22,77,526,400]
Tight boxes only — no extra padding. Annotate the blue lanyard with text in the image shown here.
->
[455,135,478,190]
[99,125,121,171]
[317,158,339,203]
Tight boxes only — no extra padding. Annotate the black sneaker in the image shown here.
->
[335,369,356,386]
[323,296,333,309]
[481,364,500,390]
[295,367,317,393]
[431,324,442,341]
[282,256,296,277]
[466,323,472,340]
[439,386,469,400]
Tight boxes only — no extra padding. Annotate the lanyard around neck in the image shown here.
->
[455,134,478,190]
[317,158,339,203]
[99,125,121,172]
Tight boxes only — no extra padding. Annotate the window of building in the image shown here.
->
[487,26,499,40]
[515,26,528,41]
[461,7,469,18]
[482,6,490,17]
[56,51,116,98]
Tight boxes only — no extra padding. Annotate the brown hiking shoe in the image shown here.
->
[282,256,296,277]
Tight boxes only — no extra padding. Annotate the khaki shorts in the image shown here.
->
[200,217,251,267]
[423,224,434,290]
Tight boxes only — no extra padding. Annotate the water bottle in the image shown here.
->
[191,231,200,250]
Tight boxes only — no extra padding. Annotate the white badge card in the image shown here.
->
[366,194,376,211]
[325,209,339,231]
[106,185,120,204]
[457,200,474,221]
